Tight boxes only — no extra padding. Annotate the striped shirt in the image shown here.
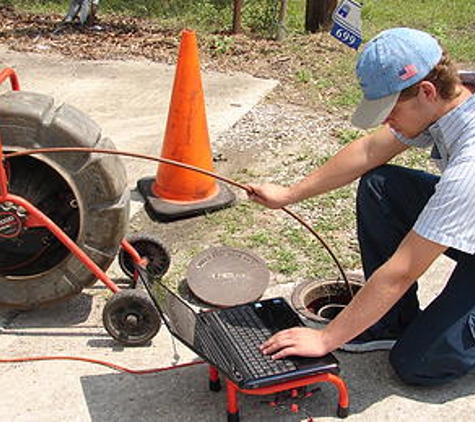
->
[394,93,475,254]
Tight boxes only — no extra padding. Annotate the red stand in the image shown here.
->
[209,366,350,421]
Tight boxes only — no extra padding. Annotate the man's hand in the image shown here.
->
[260,327,331,359]
[247,183,293,209]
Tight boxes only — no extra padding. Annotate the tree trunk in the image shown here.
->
[275,0,288,41]
[305,0,338,33]
[232,0,243,34]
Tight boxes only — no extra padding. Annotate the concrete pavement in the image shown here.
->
[1,258,471,422]
[0,45,278,186]
[1,46,474,422]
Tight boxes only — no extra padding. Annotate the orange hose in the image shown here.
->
[0,355,205,374]
[1,146,354,370]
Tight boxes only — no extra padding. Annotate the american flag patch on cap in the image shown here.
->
[399,64,418,80]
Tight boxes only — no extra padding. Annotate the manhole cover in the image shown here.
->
[187,246,270,307]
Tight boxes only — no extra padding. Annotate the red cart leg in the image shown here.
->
[221,372,349,420]
[209,366,221,392]
[327,373,350,418]
[0,67,20,91]
[226,379,240,422]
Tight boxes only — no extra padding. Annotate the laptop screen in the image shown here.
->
[140,268,198,347]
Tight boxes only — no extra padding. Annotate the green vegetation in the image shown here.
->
[295,68,313,84]
[4,0,276,35]
[362,1,475,62]
[335,129,365,146]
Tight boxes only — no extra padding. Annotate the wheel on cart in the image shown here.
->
[119,233,171,280]
[102,289,161,346]
[0,91,129,309]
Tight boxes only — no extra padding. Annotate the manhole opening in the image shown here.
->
[307,290,355,318]
[292,279,364,324]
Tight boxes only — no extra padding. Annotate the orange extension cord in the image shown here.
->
[0,355,205,374]
[6,146,352,293]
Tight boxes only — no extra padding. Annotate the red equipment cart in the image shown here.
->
[0,67,169,346]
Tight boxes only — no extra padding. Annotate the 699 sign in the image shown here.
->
[330,22,362,50]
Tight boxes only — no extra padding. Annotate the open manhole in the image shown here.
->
[291,277,364,324]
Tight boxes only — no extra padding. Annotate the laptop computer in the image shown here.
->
[137,266,339,390]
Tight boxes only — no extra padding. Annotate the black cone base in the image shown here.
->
[137,177,235,222]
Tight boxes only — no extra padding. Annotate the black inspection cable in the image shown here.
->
[6,146,354,298]
[1,146,354,372]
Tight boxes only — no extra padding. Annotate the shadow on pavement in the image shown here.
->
[0,293,95,328]
[80,364,343,421]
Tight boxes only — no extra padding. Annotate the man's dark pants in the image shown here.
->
[357,164,475,386]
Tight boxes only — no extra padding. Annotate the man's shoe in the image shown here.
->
[339,330,398,353]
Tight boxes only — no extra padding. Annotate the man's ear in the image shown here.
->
[418,81,438,102]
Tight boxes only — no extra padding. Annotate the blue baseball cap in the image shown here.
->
[351,27,443,129]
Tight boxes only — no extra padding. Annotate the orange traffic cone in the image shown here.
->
[137,29,235,222]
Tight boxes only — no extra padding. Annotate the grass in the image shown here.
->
[9,0,475,57]
[361,1,475,64]
[335,128,365,146]
[294,0,475,108]
[188,201,359,281]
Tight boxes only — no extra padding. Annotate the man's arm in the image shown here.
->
[260,230,447,359]
[249,125,408,208]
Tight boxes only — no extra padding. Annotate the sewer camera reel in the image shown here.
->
[0,68,172,346]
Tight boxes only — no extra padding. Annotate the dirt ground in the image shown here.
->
[0,5,352,109]
[129,100,359,287]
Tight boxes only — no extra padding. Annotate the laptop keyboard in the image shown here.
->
[219,305,297,378]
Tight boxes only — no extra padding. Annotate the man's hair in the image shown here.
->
[399,51,461,101]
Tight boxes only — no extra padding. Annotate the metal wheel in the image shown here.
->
[102,289,161,346]
[119,233,170,280]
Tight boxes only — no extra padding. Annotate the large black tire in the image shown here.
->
[0,91,130,309]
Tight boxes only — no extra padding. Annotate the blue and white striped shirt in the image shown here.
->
[394,94,475,254]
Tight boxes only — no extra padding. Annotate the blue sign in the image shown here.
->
[331,0,362,50]
[331,22,362,50]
